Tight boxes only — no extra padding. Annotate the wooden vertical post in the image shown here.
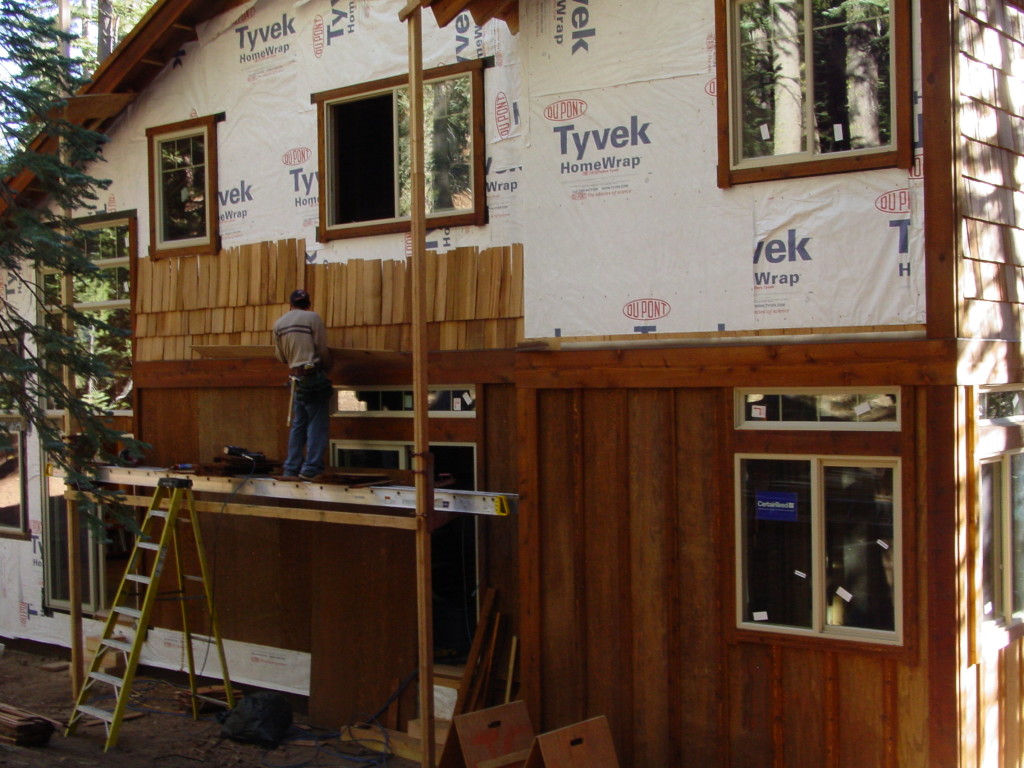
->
[57,0,83,698]
[401,2,436,765]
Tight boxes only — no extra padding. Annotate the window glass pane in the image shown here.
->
[0,431,25,531]
[0,341,22,414]
[41,272,61,307]
[980,461,1001,621]
[79,224,129,262]
[737,0,806,161]
[397,75,473,218]
[740,458,812,628]
[1011,454,1024,617]
[980,390,1024,421]
[823,465,895,630]
[335,447,403,470]
[426,76,473,215]
[780,393,818,422]
[159,134,208,243]
[76,307,132,411]
[811,0,891,154]
[74,263,130,305]
[43,472,97,607]
[818,393,897,422]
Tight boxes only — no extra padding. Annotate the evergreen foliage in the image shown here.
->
[0,0,145,524]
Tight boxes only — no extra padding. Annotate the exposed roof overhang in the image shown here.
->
[417,0,519,33]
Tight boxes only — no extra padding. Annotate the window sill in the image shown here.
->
[732,625,909,659]
[719,149,904,188]
[319,209,486,242]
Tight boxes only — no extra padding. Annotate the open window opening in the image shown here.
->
[312,60,486,241]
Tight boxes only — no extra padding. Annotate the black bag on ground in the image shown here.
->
[219,691,293,748]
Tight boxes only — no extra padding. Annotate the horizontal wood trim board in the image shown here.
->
[133,349,517,388]
[115,494,417,529]
[514,339,958,388]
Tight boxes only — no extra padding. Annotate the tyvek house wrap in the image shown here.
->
[520,0,925,338]
[89,0,921,340]
[86,0,524,263]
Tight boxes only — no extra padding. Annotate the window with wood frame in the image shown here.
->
[312,60,486,241]
[146,115,221,257]
[0,423,27,537]
[39,214,135,414]
[736,454,901,644]
[716,0,911,187]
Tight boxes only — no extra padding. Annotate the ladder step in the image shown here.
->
[101,638,132,653]
[89,670,124,687]
[65,480,229,753]
[75,704,115,723]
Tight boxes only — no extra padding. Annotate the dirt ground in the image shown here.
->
[0,641,418,768]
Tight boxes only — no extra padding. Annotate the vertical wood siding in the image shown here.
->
[522,385,931,768]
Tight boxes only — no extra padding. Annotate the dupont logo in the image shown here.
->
[910,154,924,179]
[495,92,511,138]
[544,99,587,122]
[282,147,312,166]
[312,15,325,58]
[705,79,717,97]
[623,298,671,321]
[875,188,910,213]
[233,6,256,24]
[106,193,117,213]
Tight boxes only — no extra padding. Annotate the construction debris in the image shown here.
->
[0,703,58,747]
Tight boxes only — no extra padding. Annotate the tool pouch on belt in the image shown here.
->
[294,366,333,404]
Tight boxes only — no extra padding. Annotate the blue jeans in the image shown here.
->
[283,396,329,477]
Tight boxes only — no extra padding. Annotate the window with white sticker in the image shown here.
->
[333,385,475,418]
[719,0,910,186]
[736,388,899,430]
[736,455,901,643]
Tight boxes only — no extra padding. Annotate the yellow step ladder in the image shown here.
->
[66,476,235,750]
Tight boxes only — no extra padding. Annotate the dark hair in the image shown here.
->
[289,289,311,309]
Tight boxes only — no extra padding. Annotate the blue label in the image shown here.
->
[755,490,798,522]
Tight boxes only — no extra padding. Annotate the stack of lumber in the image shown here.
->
[135,239,524,361]
[0,703,57,746]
